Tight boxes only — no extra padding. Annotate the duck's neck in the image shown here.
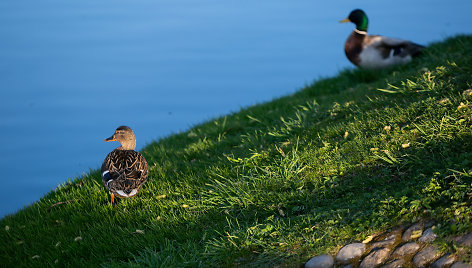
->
[354,28,367,35]
[117,140,136,150]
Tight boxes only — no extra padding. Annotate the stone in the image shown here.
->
[381,259,405,268]
[371,229,402,249]
[412,245,442,267]
[454,232,472,247]
[370,240,395,249]
[402,222,424,241]
[418,227,438,243]
[336,243,366,265]
[391,242,420,258]
[451,262,472,268]
[359,247,390,268]
[305,254,334,268]
[431,254,456,268]
[371,237,397,248]
[384,229,404,241]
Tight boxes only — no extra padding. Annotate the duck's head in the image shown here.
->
[105,126,136,150]
[340,9,368,32]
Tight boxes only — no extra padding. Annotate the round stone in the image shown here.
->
[305,254,334,268]
[418,227,438,243]
[391,242,420,258]
[381,259,405,268]
[454,233,472,247]
[450,262,472,268]
[412,246,442,267]
[402,222,424,241]
[336,243,366,265]
[431,254,456,268]
[359,247,390,268]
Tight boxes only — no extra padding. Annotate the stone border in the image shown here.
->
[305,221,472,268]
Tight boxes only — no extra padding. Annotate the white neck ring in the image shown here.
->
[354,29,367,35]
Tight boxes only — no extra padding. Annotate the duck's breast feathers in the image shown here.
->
[344,31,366,66]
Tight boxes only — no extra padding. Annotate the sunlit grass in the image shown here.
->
[1,35,471,267]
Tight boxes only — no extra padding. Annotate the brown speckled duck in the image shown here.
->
[340,9,424,69]
[101,126,148,204]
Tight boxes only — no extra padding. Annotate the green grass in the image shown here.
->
[2,35,472,267]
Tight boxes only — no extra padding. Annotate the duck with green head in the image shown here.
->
[340,9,424,69]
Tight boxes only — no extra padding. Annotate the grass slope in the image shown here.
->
[1,35,472,267]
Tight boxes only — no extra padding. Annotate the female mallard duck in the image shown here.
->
[101,126,148,204]
[340,9,424,69]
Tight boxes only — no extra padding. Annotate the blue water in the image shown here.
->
[0,0,470,218]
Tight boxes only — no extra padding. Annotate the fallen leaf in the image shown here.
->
[439,98,451,105]
[411,230,423,239]
[47,199,75,211]
[362,235,374,244]
[278,208,285,217]
[463,89,472,97]
[133,229,145,235]
[457,102,468,110]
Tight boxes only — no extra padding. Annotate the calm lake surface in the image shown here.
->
[0,0,470,217]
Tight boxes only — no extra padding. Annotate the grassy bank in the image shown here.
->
[1,35,472,267]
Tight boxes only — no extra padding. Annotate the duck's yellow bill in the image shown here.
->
[339,18,351,23]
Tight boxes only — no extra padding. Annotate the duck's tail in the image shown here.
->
[403,42,424,58]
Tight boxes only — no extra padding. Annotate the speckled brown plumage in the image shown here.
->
[101,126,148,202]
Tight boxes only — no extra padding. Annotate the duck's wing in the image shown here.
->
[101,150,148,196]
[369,35,424,58]
[101,150,120,188]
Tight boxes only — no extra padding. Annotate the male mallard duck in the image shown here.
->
[101,126,148,204]
[340,9,424,69]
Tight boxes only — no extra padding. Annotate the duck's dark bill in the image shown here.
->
[105,136,116,142]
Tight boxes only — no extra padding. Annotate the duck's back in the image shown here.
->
[101,149,148,197]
